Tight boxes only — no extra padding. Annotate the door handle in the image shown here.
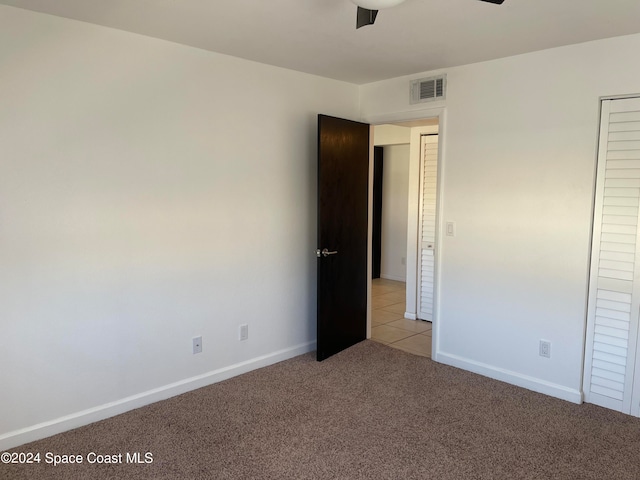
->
[316,248,338,258]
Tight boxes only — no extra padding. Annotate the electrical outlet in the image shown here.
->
[539,340,551,358]
[239,324,249,341]
[193,336,202,354]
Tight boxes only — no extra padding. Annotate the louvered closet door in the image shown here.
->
[584,97,640,415]
[417,135,438,321]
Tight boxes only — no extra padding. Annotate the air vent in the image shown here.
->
[410,75,446,104]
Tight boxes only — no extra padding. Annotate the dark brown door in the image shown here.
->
[317,115,369,361]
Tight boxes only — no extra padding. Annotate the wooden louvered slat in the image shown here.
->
[608,122,640,133]
[608,141,640,151]
[591,385,625,401]
[606,157,640,166]
[596,307,631,330]
[600,233,636,244]
[596,278,633,295]
[606,168,640,178]
[610,111,640,123]
[594,342,628,357]
[599,242,636,255]
[599,259,635,271]
[594,333,629,349]
[592,381,624,399]
[598,270,633,281]
[601,225,637,235]
[591,374,625,390]
[605,178,640,187]
[593,359,626,376]
[599,251,635,263]
[609,131,640,142]
[604,187,640,197]
[597,289,632,302]
[595,324,629,340]
[602,206,639,216]
[603,196,639,207]
[595,316,630,331]
[602,215,638,226]
[592,350,627,366]
[596,297,632,312]
[592,367,626,384]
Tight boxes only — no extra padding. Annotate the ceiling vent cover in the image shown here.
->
[410,75,446,104]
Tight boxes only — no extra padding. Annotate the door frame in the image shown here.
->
[364,107,446,360]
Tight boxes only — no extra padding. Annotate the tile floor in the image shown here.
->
[371,278,432,358]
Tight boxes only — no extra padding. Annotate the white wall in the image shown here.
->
[361,33,640,403]
[374,124,411,145]
[0,6,359,449]
[380,145,410,282]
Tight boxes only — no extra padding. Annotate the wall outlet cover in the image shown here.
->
[193,336,202,354]
[539,340,551,358]
[239,324,249,341]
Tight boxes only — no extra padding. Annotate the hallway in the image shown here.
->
[371,278,432,357]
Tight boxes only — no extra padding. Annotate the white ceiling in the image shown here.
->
[3,0,640,84]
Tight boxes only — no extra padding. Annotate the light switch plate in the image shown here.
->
[446,221,456,237]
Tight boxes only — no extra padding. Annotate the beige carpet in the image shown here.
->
[3,340,640,479]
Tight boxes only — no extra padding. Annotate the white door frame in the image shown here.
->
[363,107,446,362]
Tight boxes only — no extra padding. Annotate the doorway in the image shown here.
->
[368,117,441,357]
[373,140,411,284]
[315,112,441,361]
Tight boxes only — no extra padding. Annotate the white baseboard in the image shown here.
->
[404,312,417,320]
[435,351,583,405]
[380,274,405,282]
[0,341,316,452]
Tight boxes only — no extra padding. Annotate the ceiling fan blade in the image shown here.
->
[478,0,505,4]
[356,7,378,29]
